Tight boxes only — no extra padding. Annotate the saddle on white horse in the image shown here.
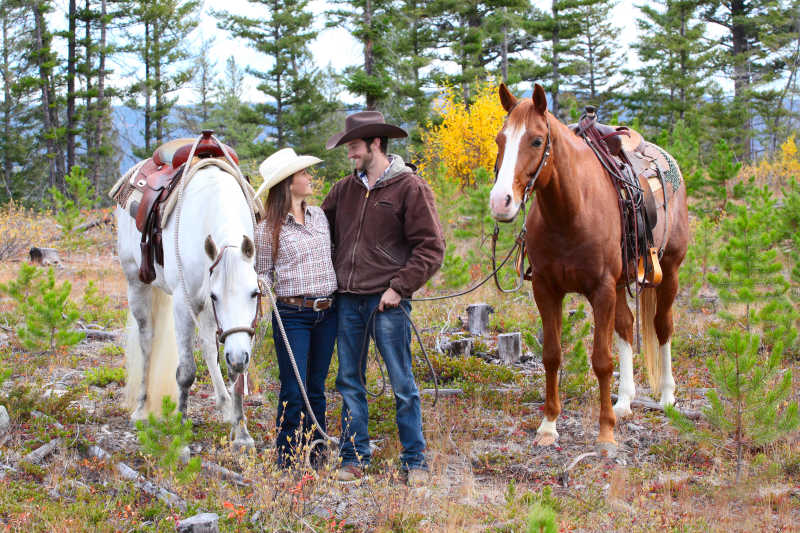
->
[109,131,262,283]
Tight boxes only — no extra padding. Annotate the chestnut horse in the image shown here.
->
[489,83,689,448]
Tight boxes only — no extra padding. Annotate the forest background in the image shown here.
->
[3,0,800,199]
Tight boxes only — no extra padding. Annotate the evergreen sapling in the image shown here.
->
[667,182,799,482]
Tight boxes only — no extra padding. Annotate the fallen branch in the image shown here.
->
[75,216,111,233]
[74,328,119,341]
[565,451,598,473]
[199,459,250,487]
[88,445,186,511]
[24,438,62,465]
[611,394,703,420]
[422,388,462,397]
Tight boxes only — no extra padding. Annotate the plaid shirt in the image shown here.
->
[356,155,395,189]
[255,205,338,298]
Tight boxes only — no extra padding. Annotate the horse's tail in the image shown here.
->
[124,288,179,414]
[640,286,661,392]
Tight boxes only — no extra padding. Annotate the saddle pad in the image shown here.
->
[624,141,682,193]
[109,158,265,228]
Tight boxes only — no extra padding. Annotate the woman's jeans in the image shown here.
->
[272,300,337,467]
[335,293,427,471]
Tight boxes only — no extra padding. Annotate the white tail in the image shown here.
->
[640,287,660,391]
[124,288,179,414]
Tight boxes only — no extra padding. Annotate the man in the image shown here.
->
[322,111,445,485]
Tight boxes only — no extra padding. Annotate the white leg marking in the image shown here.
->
[536,417,558,439]
[613,335,635,419]
[659,341,676,408]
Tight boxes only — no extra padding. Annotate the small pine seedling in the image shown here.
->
[136,396,201,483]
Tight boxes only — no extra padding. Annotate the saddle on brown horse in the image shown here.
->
[571,108,666,288]
[112,131,239,284]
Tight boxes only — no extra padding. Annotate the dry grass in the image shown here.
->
[0,208,798,532]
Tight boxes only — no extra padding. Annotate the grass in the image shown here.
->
[0,203,796,532]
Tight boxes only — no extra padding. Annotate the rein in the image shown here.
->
[208,244,262,346]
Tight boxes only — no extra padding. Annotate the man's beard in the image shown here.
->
[352,149,373,172]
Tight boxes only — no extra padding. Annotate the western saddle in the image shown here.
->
[113,131,239,284]
[571,108,665,288]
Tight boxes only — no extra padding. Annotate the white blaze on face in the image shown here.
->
[490,123,526,221]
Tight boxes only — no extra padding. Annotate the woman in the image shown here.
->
[254,148,338,468]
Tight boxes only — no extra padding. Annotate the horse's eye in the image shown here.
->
[210,293,218,302]
[531,138,543,147]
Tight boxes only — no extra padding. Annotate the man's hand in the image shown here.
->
[378,287,401,311]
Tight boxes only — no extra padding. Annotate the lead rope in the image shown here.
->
[263,285,339,469]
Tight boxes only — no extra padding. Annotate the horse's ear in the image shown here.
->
[532,83,548,115]
[499,83,517,113]
[204,235,217,261]
[241,234,254,260]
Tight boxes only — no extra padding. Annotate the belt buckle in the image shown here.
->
[312,298,329,312]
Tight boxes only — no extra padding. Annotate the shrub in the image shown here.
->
[418,81,505,189]
[136,396,200,483]
[84,366,126,387]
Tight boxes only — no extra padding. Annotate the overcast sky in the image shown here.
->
[48,1,729,106]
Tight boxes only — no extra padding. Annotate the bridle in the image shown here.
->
[490,103,552,292]
[207,244,261,346]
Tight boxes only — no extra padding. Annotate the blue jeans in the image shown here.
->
[272,300,337,467]
[336,293,427,471]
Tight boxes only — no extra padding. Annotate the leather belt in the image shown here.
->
[277,295,334,311]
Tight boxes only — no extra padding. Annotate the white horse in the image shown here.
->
[116,162,260,448]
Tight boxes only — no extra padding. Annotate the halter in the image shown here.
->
[489,105,552,292]
[208,244,261,345]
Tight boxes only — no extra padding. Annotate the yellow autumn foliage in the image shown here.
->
[740,134,800,189]
[417,81,506,188]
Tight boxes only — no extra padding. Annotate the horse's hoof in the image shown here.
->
[613,401,633,419]
[596,440,618,458]
[533,432,557,446]
[231,436,255,451]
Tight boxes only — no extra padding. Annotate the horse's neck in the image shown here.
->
[188,170,253,246]
[534,121,599,228]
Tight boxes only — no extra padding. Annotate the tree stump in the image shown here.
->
[29,247,61,266]
[445,337,472,357]
[467,303,492,336]
[498,332,522,364]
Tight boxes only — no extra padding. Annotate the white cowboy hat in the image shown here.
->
[254,148,322,200]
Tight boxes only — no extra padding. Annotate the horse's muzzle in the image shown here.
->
[225,350,250,374]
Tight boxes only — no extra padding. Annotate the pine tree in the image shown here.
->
[14,267,84,354]
[526,0,583,120]
[629,0,715,137]
[0,0,47,202]
[570,0,625,117]
[699,0,798,159]
[216,0,327,151]
[136,395,200,483]
[200,57,262,162]
[125,0,200,156]
[668,183,800,482]
[327,0,394,110]
[559,302,591,398]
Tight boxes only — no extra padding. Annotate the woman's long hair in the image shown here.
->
[264,176,294,264]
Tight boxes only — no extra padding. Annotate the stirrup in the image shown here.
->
[637,247,662,285]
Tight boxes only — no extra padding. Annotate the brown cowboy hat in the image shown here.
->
[326,111,407,150]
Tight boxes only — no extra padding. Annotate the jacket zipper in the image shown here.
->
[346,187,371,291]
